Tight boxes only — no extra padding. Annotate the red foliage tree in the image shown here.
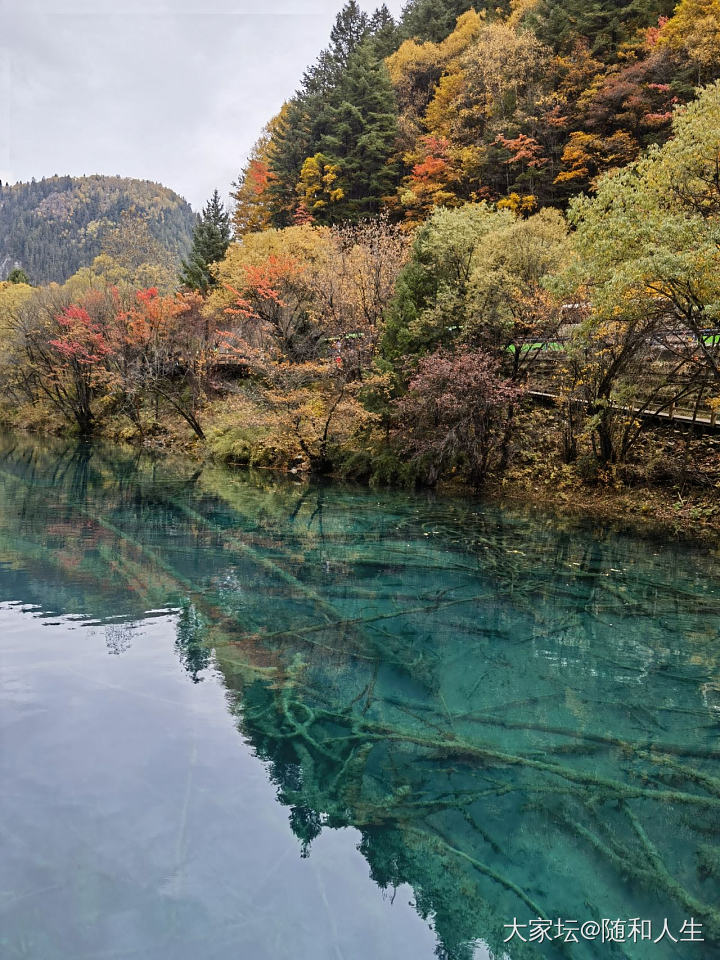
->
[393,349,523,488]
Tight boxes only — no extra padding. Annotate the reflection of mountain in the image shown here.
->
[1,431,719,959]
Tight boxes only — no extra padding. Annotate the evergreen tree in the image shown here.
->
[7,268,30,284]
[526,0,675,59]
[316,40,400,220]
[367,4,400,59]
[329,1,370,69]
[179,190,231,294]
[399,0,479,42]
[267,99,318,227]
[267,2,373,226]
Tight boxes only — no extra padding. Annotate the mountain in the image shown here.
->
[0,175,195,285]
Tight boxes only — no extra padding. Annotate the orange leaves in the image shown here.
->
[646,15,670,46]
[554,131,638,187]
[411,136,452,183]
[231,120,279,236]
[247,159,271,194]
[400,134,465,218]
[495,134,548,169]
[224,256,302,320]
[119,286,185,350]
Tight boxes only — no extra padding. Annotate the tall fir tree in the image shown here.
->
[315,40,400,220]
[329,0,370,68]
[267,2,384,226]
[179,190,231,294]
[399,0,479,42]
[525,0,675,58]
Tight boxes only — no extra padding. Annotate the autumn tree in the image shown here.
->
[398,135,468,218]
[394,18,553,208]
[116,288,212,439]
[381,203,514,361]
[91,213,177,292]
[559,81,720,460]
[214,218,408,368]
[393,349,522,487]
[554,130,639,191]
[209,219,408,471]
[7,285,122,434]
[466,207,569,378]
[296,154,344,218]
[566,80,720,382]
[0,280,35,388]
[658,0,720,84]
[387,9,483,150]
[231,121,278,236]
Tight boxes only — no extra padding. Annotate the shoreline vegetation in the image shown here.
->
[2,1,720,541]
[2,412,718,545]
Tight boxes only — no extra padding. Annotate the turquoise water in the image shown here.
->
[0,433,718,959]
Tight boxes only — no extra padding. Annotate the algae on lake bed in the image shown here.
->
[0,432,719,959]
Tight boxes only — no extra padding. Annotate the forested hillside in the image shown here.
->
[0,176,195,285]
[232,0,715,229]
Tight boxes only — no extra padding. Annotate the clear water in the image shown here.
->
[0,433,719,960]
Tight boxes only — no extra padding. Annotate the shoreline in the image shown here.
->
[4,416,719,547]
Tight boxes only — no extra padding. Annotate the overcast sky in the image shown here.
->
[0,0,406,211]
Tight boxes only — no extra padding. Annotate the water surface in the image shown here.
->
[0,433,718,959]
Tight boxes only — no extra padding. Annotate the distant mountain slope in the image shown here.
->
[0,175,195,285]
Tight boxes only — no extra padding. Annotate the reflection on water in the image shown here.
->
[0,432,719,959]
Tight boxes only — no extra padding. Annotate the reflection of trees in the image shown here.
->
[231,655,720,959]
[0,432,719,958]
[175,600,211,682]
[104,622,134,655]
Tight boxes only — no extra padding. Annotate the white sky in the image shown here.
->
[0,0,406,211]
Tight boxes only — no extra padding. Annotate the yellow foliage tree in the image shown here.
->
[296,154,345,214]
[659,0,720,82]
[231,116,281,237]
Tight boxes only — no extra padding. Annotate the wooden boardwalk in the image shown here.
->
[527,391,720,432]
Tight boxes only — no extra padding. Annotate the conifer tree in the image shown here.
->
[267,2,373,226]
[399,0,478,43]
[526,0,675,58]
[329,0,369,68]
[317,40,399,220]
[7,268,30,285]
[367,4,400,58]
[179,190,231,294]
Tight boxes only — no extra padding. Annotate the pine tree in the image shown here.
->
[316,40,400,221]
[179,190,231,294]
[399,0,479,43]
[526,0,675,58]
[7,268,30,284]
[328,1,370,69]
[367,4,400,59]
[267,2,372,226]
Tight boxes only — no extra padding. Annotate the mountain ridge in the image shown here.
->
[0,174,195,285]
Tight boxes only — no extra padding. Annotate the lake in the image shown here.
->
[0,432,718,959]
